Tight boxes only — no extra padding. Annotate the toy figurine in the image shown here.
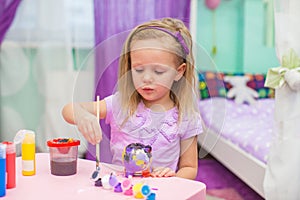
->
[122,143,152,177]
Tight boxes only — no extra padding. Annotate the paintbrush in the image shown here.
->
[91,95,101,180]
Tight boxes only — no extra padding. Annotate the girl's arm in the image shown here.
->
[176,136,198,180]
[151,136,198,179]
[62,100,107,145]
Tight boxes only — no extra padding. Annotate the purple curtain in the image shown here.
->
[87,0,191,162]
[0,0,21,44]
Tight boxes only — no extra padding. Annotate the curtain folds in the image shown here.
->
[0,0,21,44]
[0,0,94,157]
[90,0,191,162]
[264,0,300,199]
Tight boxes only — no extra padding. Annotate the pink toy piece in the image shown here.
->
[124,187,133,196]
[121,179,132,191]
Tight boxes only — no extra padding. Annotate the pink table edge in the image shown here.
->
[3,153,206,200]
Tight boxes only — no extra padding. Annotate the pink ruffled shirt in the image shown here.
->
[105,93,203,171]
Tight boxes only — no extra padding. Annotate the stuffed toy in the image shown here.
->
[224,75,259,105]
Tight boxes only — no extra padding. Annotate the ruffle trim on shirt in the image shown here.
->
[159,110,179,143]
[112,99,201,145]
[115,102,180,144]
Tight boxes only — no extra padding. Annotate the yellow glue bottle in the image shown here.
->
[14,130,35,176]
[20,131,36,176]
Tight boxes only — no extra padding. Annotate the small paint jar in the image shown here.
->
[47,138,80,176]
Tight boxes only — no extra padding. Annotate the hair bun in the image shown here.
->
[161,18,184,31]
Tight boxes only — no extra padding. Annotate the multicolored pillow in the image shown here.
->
[198,71,274,100]
[198,71,226,99]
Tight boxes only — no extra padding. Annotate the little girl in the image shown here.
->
[62,17,203,180]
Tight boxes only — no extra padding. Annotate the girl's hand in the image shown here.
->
[151,167,176,178]
[75,108,102,145]
[62,101,105,145]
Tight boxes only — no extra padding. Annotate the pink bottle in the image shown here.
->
[2,142,16,189]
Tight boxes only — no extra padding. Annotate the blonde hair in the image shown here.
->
[118,17,199,121]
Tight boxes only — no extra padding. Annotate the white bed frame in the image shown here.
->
[198,128,266,198]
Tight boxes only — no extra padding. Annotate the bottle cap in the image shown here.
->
[109,173,119,187]
[101,174,112,190]
[121,179,132,191]
[114,183,123,193]
[141,184,151,196]
[14,130,35,144]
[2,142,15,154]
[0,144,6,159]
[147,193,156,200]
[23,132,35,144]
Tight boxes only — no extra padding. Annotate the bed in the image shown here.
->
[197,72,275,198]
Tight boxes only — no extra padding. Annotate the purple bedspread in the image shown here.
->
[199,97,275,163]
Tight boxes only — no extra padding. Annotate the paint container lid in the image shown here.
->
[141,184,151,197]
[2,142,15,154]
[47,138,80,147]
[14,130,35,144]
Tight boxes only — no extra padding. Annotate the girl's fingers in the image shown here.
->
[151,167,163,176]
[76,114,103,145]
[78,120,95,145]
[151,167,175,177]
[157,168,170,177]
[93,120,102,144]
[164,170,176,177]
[84,124,95,145]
